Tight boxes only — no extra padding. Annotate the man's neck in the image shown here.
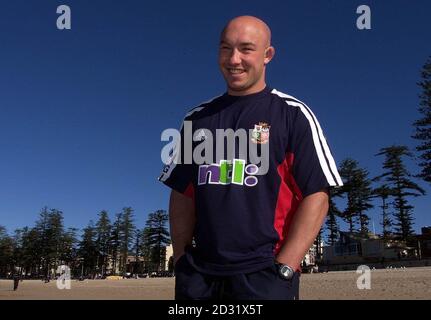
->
[227,82,267,96]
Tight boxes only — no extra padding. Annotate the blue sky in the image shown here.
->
[0,0,430,237]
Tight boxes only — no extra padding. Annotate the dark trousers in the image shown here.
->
[13,277,19,291]
[174,257,300,300]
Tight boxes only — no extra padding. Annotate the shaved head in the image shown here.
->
[218,16,275,96]
[221,16,272,47]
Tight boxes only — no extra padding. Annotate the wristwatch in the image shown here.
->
[275,261,295,280]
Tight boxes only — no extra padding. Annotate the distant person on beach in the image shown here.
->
[13,273,20,291]
[159,15,343,299]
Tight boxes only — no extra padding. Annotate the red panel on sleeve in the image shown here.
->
[274,153,303,254]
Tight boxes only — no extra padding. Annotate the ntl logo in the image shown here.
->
[198,159,259,187]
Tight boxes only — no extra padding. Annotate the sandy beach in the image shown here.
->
[1,267,430,300]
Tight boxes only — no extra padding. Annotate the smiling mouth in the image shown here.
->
[227,68,246,75]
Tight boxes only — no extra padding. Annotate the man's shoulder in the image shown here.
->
[183,94,224,120]
[270,88,308,109]
[270,89,319,130]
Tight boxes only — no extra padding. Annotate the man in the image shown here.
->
[159,16,343,300]
[13,272,20,291]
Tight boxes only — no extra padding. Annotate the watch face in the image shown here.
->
[279,265,294,280]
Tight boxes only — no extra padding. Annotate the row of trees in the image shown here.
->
[324,56,431,245]
[325,146,425,246]
[0,207,170,278]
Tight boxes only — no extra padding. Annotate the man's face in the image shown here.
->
[218,22,273,96]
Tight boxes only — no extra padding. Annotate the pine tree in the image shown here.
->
[109,213,122,275]
[95,210,111,276]
[339,159,358,232]
[140,227,153,272]
[60,228,79,267]
[35,207,50,277]
[11,229,28,277]
[0,226,14,277]
[372,185,394,240]
[131,229,142,275]
[412,56,431,184]
[20,227,42,277]
[78,221,98,277]
[120,207,135,276]
[325,194,340,245]
[35,207,65,278]
[375,146,426,241]
[355,166,374,234]
[338,159,374,234]
[47,209,65,271]
[144,210,170,272]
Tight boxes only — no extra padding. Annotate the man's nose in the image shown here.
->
[229,48,241,65]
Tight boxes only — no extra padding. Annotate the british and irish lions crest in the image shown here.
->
[251,122,270,144]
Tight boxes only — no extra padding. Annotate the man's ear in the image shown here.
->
[264,46,275,65]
